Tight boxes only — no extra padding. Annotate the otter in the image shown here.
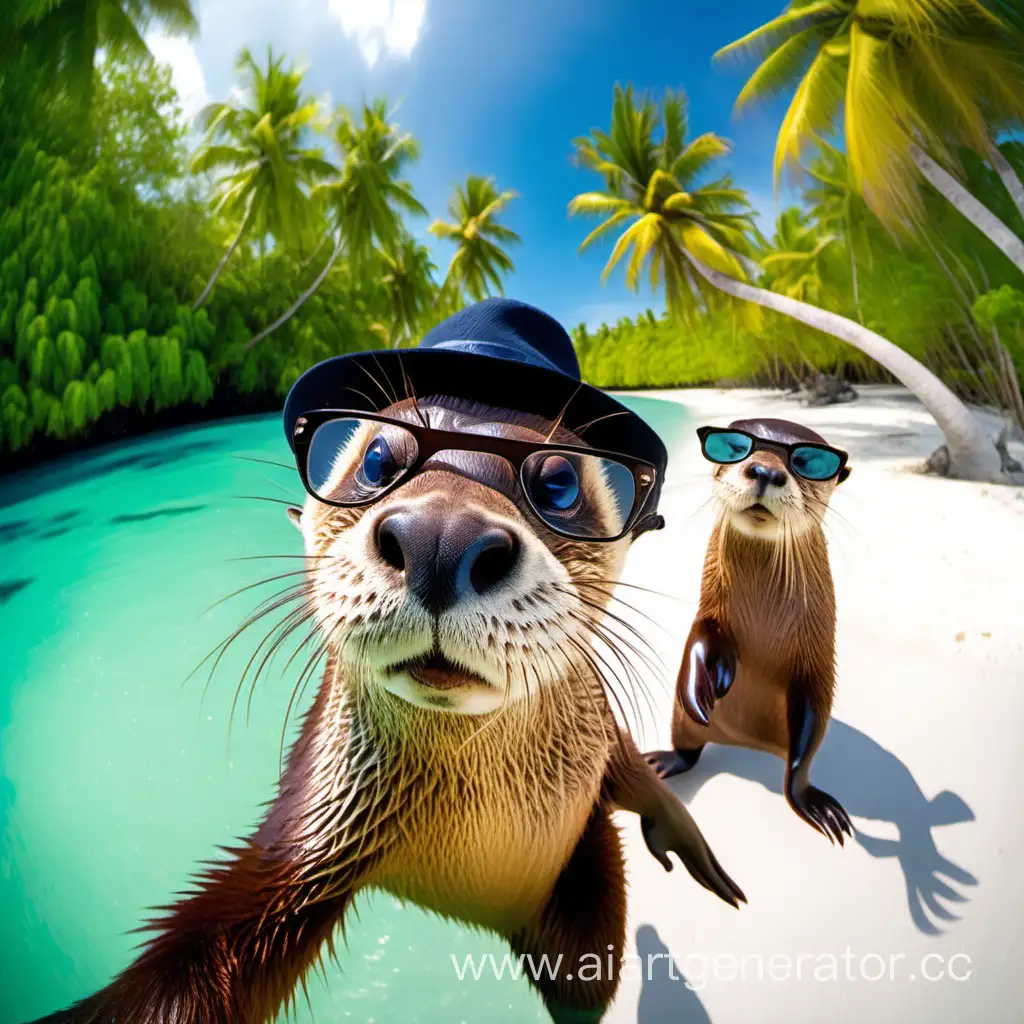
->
[646,418,853,845]
[32,392,745,1024]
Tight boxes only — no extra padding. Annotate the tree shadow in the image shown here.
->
[636,924,712,1024]
[662,720,977,936]
[0,578,34,605]
[110,504,208,524]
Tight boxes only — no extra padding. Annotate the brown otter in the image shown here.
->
[646,418,854,845]
[32,394,745,1024]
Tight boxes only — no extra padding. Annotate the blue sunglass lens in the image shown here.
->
[791,446,842,480]
[703,431,753,464]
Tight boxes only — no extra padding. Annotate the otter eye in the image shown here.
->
[531,455,580,511]
[702,430,753,464]
[521,450,639,540]
[305,416,418,504]
[791,445,842,481]
[361,434,397,487]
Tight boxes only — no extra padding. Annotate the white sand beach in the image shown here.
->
[604,385,1024,1024]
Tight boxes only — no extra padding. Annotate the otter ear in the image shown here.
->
[286,506,303,529]
[837,466,851,485]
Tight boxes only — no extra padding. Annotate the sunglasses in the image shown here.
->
[696,426,849,482]
[292,410,662,542]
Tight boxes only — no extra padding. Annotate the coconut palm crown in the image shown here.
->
[568,84,760,321]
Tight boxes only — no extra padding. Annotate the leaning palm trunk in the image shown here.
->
[685,254,1005,483]
[911,147,1024,277]
[193,206,255,311]
[987,142,1024,226]
[244,234,343,350]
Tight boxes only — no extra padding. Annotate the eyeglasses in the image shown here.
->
[696,426,848,482]
[292,409,662,542]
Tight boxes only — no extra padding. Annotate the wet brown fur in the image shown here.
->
[35,396,743,1024]
[656,418,852,844]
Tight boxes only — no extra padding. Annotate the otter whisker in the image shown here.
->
[203,568,319,616]
[396,354,430,430]
[566,586,670,663]
[352,358,399,410]
[232,494,301,508]
[232,455,296,471]
[578,612,663,731]
[188,578,311,705]
[569,408,631,439]
[562,632,638,744]
[231,597,313,740]
[571,580,677,637]
[568,614,647,728]
[245,602,321,729]
[544,384,584,442]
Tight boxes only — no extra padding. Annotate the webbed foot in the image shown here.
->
[786,783,853,845]
[641,803,746,907]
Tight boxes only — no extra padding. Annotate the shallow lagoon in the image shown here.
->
[0,398,690,1024]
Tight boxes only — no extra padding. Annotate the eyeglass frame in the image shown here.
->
[292,408,665,542]
[695,425,849,481]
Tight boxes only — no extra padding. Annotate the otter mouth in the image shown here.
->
[388,650,492,691]
[744,502,775,521]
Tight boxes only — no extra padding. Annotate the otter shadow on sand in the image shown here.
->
[636,924,712,1023]
[663,721,976,936]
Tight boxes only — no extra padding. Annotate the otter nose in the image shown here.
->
[744,461,787,496]
[375,507,520,615]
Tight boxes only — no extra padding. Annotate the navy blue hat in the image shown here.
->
[283,297,667,475]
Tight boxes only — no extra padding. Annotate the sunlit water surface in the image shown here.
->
[0,398,689,1024]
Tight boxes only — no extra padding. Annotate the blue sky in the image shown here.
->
[150,0,801,329]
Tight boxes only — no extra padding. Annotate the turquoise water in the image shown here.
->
[0,397,689,1024]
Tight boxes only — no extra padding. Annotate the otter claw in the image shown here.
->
[644,747,703,780]
[787,785,852,845]
[640,814,747,908]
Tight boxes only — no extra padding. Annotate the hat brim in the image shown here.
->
[282,347,668,475]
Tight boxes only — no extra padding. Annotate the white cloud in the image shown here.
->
[146,32,210,122]
[326,0,427,67]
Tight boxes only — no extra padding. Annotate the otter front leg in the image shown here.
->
[645,616,737,778]
[605,735,745,907]
[28,838,372,1023]
[509,804,626,1023]
[785,682,852,845]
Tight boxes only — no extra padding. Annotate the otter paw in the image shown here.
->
[787,785,853,845]
[644,747,703,779]
[681,648,717,725]
[640,813,746,908]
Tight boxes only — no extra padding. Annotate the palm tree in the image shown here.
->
[716,1,1024,274]
[429,175,520,309]
[311,99,425,272]
[760,208,844,308]
[189,47,334,310]
[571,84,1005,481]
[568,85,760,324]
[803,143,874,318]
[7,0,198,111]
[244,98,425,350]
[375,235,438,346]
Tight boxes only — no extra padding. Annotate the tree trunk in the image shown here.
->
[684,253,1005,482]
[193,206,254,311]
[244,235,342,351]
[911,146,1024,276]
[988,141,1024,226]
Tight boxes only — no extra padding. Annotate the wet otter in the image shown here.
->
[32,316,744,1023]
[646,418,853,845]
